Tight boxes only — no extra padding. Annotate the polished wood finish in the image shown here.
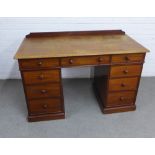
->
[106,91,136,107]
[28,112,65,122]
[14,30,149,122]
[110,65,142,78]
[111,53,145,64]
[26,83,61,99]
[14,30,149,59]
[108,77,139,91]
[102,105,136,114]
[19,58,59,70]
[20,66,65,121]
[93,52,146,113]
[61,55,110,67]
[23,69,60,84]
[26,30,125,38]
[29,98,63,115]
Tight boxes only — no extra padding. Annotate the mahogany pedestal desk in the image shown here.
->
[14,30,149,122]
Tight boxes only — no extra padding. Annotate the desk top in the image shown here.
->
[14,30,149,59]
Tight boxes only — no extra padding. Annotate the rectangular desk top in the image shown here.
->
[14,30,149,59]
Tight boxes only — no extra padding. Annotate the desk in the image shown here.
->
[14,30,149,122]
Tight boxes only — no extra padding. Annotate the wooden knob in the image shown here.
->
[121,83,126,87]
[123,70,128,74]
[69,59,73,64]
[41,89,47,93]
[120,96,124,101]
[38,61,42,66]
[125,56,129,61]
[42,104,48,109]
[98,57,103,62]
[39,74,44,79]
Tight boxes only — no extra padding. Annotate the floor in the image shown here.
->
[0,77,155,138]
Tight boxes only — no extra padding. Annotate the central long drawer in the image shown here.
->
[61,55,110,67]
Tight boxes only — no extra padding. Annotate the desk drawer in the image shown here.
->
[23,69,60,85]
[110,65,142,78]
[26,83,61,99]
[29,98,62,115]
[106,91,135,107]
[108,77,139,91]
[61,55,110,67]
[19,58,59,70]
[111,53,144,64]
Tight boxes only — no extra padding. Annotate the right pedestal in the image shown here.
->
[93,53,145,114]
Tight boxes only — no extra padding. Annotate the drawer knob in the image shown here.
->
[42,104,48,109]
[39,74,44,79]
[125,56,129,61]
[98,57,103,62]
[121,83,126,87]
[123,70,128,74]
[69,59,73,64]
[120,96,124,101]
[38,61,42,66]
[41,89,47,93]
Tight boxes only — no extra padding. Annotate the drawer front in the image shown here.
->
[106,91,136,107]
[19,58,59,70]
[110,65,142,78]
[26,83,61,99]
[111,53,144,64]
[29,98,62,115]
[23,69,60,85]
[109,77,139,91]
[61,55,110,67]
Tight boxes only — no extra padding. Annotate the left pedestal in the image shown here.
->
[18,58,65,122]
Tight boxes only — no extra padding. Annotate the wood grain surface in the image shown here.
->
[14,30,149,59]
